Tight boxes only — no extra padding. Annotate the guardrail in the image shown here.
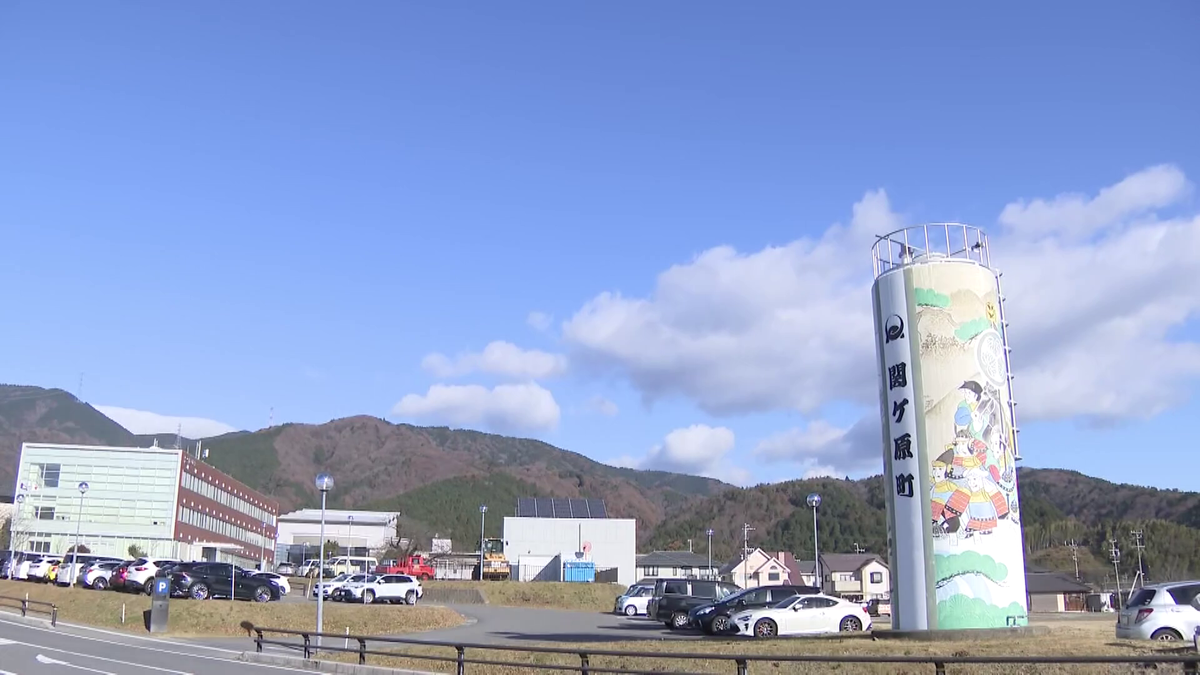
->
[243,623,1200,675]
[0,594,58,626]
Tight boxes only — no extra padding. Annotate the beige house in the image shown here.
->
[819,553,890,601]
[720,548,797,588]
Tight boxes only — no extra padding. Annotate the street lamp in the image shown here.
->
[478,505,488,581]
[705,529,714,579]
[806,493,822,589]
[347,514,354,557]
[69,482,90,588]
[315,473,334,647]
[259,521,267,571]
[7,494,25,580]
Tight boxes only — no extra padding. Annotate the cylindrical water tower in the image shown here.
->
[870,223,1027,632]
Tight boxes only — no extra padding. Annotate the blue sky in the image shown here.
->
[2,2,1198,490]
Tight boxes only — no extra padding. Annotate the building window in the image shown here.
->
[35,507,56,521]
[768,572,780,581]
[870,572,883,584]
[643,566,659,577]
[35,463,61,488]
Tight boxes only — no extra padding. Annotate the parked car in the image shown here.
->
[614,584,654,616]
[25,556,61,583]
[865,598,891,617]
[108,561,137,591]
[57,555,122,587]
[124,558,180,595]
[732,593,872,638]
[166,562,279,602]
[1115,581,1200,641]
[274,562,297,576]
[311,573,370,599]
[332,574,423,605]
[690,584,819,634]
[252,572,291,595]
[648,578,741,629]
[83,560,124,590]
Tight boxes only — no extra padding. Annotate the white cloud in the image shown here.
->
[391,382,560,432]
[754,418,882,478]
[95,405,238,439]
[527,311,554,332]
[585,395,619,417]
[562,164,1200,475]
[421,341,568,380]
[622,424,736,476]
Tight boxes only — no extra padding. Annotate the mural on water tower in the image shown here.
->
[911,262,1028,630]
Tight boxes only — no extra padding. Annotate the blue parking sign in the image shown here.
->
[156,579,169,595]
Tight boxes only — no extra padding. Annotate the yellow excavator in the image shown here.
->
[476,538,510,581]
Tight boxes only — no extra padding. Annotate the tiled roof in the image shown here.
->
[1026,571,1092,594]
[820,553,887,572]
[636,550,715,568]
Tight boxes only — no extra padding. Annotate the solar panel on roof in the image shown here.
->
[569,498,589,518]
[516,498,536,517]
[552,498,572,517]
[587,499,608,518]
[535,497,554,517]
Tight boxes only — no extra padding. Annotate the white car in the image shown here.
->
[83,561,123,590]
[124,558,179,594]
[333,574,423,605]
[26,556,61,582]
[732,593,872,638]
[1116,581,1200,642]
[57,556,122,587]
[311,573,369,599]
[614,585,653,616]
[252,572,291,595]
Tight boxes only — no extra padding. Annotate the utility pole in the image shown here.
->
[1109,539,1123,610]
[1066,540,1080,581]
[853,543,865,554]
[1130,530,1146,589]
[741,523,755,585]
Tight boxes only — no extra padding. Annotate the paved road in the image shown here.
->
[0,613,308,675]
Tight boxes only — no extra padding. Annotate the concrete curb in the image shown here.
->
[239,651,439,675]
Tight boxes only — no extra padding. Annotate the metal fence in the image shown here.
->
[244,623,1200,675]
[0,594,58,626]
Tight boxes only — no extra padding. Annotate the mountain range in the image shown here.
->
[4,383,1199,584]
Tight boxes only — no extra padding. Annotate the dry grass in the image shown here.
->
[425,580,624,611]
[0,579,464,637]
[304,616,1193,675]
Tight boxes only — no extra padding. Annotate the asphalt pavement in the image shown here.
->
[0,612,312,675]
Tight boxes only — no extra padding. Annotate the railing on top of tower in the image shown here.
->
[871,223,993,278]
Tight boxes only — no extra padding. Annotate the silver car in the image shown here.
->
[1115,581,1200,642]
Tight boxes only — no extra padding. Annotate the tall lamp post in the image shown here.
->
[347,515,354,557]
[259,521,267,571]
[478,505,487,581]
[69,482,90,588]
[705,529,714,579]
[315,473,334,648]
[806,493,822,590]
[7,494,25,579]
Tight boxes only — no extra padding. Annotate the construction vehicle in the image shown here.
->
[476,538,510,581]
[374,555,436,580]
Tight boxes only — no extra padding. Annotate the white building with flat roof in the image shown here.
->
[503,498,635,587]
[275,508,399,563]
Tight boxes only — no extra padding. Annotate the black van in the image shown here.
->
[648,578,741,629]
[689,584,820,633]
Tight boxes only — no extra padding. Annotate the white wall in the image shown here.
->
[503,517,636,587]
[276,519,394,555]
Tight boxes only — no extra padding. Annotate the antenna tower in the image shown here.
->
[1130,530,1146,589]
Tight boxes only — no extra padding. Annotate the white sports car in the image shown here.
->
[732,593,872,638]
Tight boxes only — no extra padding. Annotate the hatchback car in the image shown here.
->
[1115,581,1200,642]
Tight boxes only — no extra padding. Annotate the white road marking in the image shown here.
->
[0,616,315,673]
[28,644,192,675]
[37,653,116,675]
[0,638,15,646]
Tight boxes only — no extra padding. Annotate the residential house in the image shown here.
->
[819,553,890,601]
[719,548,799,588]
[635,551,719,581]
[1025,566,1092,612]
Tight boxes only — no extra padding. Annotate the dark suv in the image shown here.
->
[689,584,819,634]
[648,578,741,629]
[162,562,279,602]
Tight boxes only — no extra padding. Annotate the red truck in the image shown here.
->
[374,555,435,580]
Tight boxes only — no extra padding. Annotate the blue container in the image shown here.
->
[563,561,596,583]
